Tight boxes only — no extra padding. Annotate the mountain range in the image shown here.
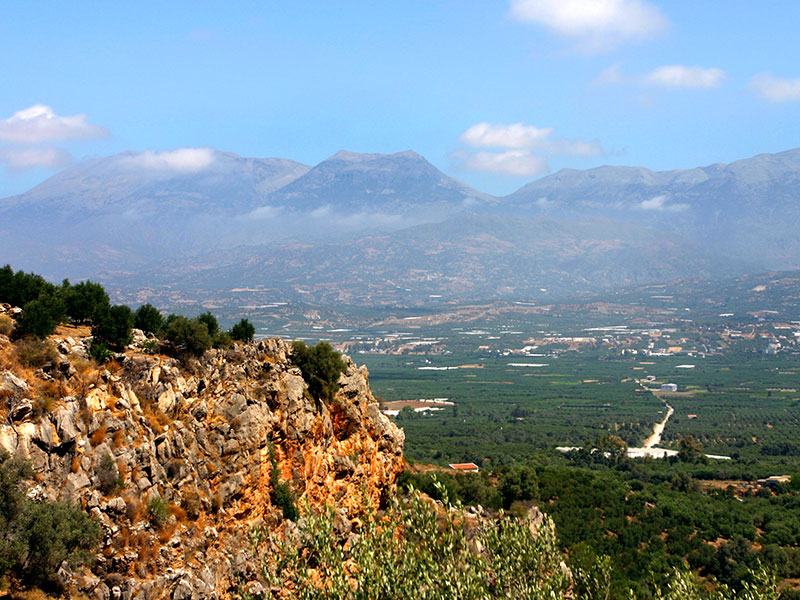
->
[1,146,798,305]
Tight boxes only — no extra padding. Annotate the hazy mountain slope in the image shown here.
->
[0,149,496,280]
[263,149,497,215]
[117,215,746,305]
[504,148,800,268]
[0,146,796,300]
[2,149,310,215]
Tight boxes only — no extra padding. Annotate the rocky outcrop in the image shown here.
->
[0,334,404,599]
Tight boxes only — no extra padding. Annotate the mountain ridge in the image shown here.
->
[1,146,798,301]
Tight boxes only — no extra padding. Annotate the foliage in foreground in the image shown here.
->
[0,452,100,590]
[244,483,779,600]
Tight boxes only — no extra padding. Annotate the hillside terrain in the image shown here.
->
[0,326,403,598]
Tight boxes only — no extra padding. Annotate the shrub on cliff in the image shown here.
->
[290,341,347,402]
[230,318,255,343]
[197,311,220,337]
[134,303,164,335]
[268,445,298,521]
[61,280,110,324]
[0,265,56,308]
[15,337,59,368]
[92,304,134,350]
[165,315,212,356]
[96,453,124,495]
[0,451,100,588]
[15,292,66,338]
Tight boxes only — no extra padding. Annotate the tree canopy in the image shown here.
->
[291,341,347,402]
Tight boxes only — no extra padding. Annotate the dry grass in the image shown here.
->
[133,531,158,563]
[36,378,67,399]
[15,338,59,368]
[89,424,107,446]
[52,323,92,338]
[72,357,92,374]
[116,460,128,486]
[114,525,131,550]
[125,496,142,523]
[158,522,177,544]
[5,589,58,600]
[112,428,125,449]
[0,314,14,337]
[168,503,188,522]
[143,409,171,435]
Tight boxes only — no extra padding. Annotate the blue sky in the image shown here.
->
[1,0,799,197]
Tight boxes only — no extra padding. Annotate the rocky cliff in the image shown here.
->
[0,326,404,599]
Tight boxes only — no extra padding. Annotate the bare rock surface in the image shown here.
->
[0,337,404,599]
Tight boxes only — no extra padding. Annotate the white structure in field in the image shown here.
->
[661,383,678,392]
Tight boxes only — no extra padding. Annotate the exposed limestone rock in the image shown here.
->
[0,337,404,599]
[1,370,28,396]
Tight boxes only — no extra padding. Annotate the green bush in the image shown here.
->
[146,495,169,528]
[230,318,255,342]
[92,304,134,350]
[0,451,100,587]
[61,280,109,324]
[23,500,101,586]
[197,311,220,337]
[165,315,212,356]
[213,331,233,349]
[15,293,66,338]
[247,481,780,600]
[290,341,347,402]
[134,303,164,335]
[89,340,114,363]
[0,452,32,579]
[0,265,57,308]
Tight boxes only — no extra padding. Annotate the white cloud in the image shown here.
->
[637,195,689,212]
[459,122,602,157]
[457,150,550,176]
[119,148,216,173]
[646,65,725,88]
[749,72,800,102]
[0,104,108,143]
[455,121,602,176]
[246,205,282,220]
[460,122,553,149]
[0,146,73,171]
[510,0,667,50]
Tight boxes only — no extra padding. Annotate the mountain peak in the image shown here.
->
[327,149,424,162]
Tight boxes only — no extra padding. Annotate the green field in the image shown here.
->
[359,351,800,468]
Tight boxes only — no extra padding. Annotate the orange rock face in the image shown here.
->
[0,333,404,598]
